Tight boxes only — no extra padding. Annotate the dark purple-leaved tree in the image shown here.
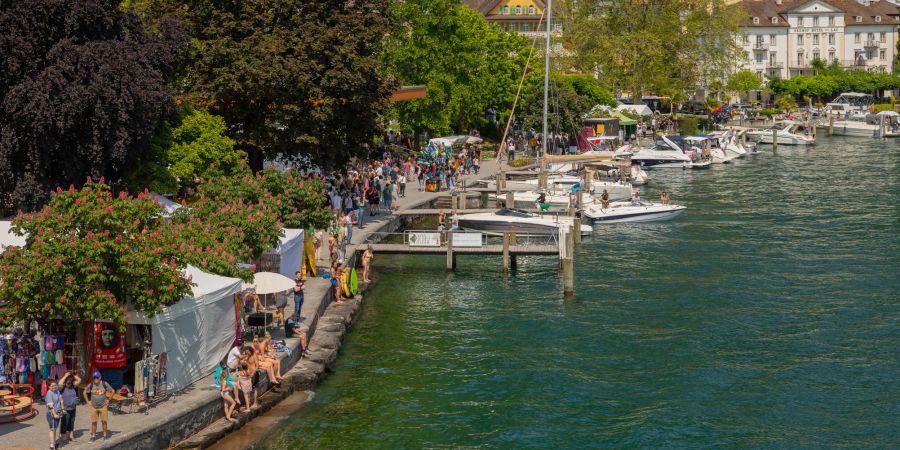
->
[0,0,188,215]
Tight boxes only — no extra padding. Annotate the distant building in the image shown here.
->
[734,0,899,79]
[462,0,562,51]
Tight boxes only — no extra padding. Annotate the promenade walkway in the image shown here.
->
[2,158,503,450]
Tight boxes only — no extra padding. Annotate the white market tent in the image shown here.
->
[127,265,241,392]
[0,221,27,254]
[615,104,653,116]
[150,193,183,216]
[271,228,304,279]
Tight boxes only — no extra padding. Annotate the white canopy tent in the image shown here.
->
[270,228,304,279]
[127,265,241,392]
[150,193,183,216]
[615,104,653,116]
[0,221,27,254]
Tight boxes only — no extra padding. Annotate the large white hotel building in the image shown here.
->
[734,0,899,79]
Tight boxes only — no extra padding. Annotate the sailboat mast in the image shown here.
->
[541,0,551,172]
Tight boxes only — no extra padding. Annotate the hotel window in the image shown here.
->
[813,34,819,45]
[770,34,776,44]
[829,15,835,26]
[868,33,874,42]
[880,50,886,60]
[554,23,562,32]
[828,33,835,45]
[756,52,765,63]
[813,50,820,61]
[880,32,886,42]
[855,16,862,23]
[875,16,881,23]
[829,50,835,61]
[742,35,749,44]
[771,17,778,24]
[854,33,860,43]
[753,17,759,24]
[813,16,819,26]
[522,23,530,32]
[797,34,803,45]
[797,52,804,65]
[502,6,509,14]
[515,5,521,14]
[757,70,764,78]
[527,6,534,14]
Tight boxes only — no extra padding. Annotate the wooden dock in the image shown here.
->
[368,243,558,255]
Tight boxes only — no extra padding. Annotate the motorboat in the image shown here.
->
[616,135,709,169]
[824,117,880,137]
[583,199,686,223]
[825,92,874,117]
[876,110,900,137]
[684,135,732,164]
[746,121,815,145]
[486,172,633,201]
[710,129,747,159]
[457,208,592,236]
[630,164,649,185]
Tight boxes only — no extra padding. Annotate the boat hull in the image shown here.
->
[584,204,686,223]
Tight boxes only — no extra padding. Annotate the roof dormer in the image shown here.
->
[753,16,760,24]
[771,17,778,24]
[855,16,862,23]
[875,16,881,22]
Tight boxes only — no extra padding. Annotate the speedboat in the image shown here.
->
[583,200,686,223]
[746,121,815,145]
[710,129,747,159]
[684,135,732,164]
[630,164,649,185]
[457,208,592,236]
[821,115,881,137]
[617,136,698,169]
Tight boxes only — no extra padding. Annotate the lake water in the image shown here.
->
[259,136,899,449]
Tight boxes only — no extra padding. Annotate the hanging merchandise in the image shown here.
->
[93,322,126,369]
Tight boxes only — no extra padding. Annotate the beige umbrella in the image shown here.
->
[241,272,296,295]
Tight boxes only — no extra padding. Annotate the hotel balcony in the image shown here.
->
[864,40,882,49]
[753,42,769,51]
[766,61,784,69]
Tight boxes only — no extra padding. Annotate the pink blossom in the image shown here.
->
[115,235,122,243]
[99,176,105,184]
[14,280,20,289]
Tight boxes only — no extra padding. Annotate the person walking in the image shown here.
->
[45,380,62,449]
[382,181,393,213]
[362,244,374,283]
[293,272,305,317]
[391,178,400,211]
[84,371,113,443]
[398,172,407,198]
[58,371,81,445]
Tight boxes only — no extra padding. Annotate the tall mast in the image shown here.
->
[541,0,551,174]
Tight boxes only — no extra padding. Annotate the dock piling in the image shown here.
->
[771,129,778,151]
[506,191,514,208]
[574,191,583,244]
[502,232,510,274]
[562,225,574,296]
[828,116,834,136]
[446,231,455,271]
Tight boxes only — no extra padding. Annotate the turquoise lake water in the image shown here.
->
[260,136,899,449]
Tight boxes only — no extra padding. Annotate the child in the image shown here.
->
[219,371,238,422]
[237,363,254,413]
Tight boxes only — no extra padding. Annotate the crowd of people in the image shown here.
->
[42,369,117,448]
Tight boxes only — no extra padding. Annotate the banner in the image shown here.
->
[408,232,441,247]
[94,322,127,369]
[452,233,483,247]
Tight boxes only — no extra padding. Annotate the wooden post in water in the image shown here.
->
[506,191,514,208]
[499,170,507,191]
[771,128,778,151]
[446,231,455,271]
[574,190,583,244]
[562,225,574,296]
[451,193,458,212]
[480,191,489,208]
[501,232,510,274]
[567,193,575,217]
[828,115,834,136]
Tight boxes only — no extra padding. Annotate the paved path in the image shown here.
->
[4,157,505,450]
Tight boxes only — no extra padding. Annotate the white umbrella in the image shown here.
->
[875,110,899,117]
[241,272,295,295]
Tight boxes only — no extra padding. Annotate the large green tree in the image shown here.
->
[726,70,763,102]
[384,0,531,138]
[0,180,193,329]
[157,0,395,169]
[558,0,742,103]
[0,0,189,215]
[125,107,246,195]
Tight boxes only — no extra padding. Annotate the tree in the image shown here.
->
[164,0,395,169]
[125,107,246,195]
[726,70,763,102]
[0,180,193,329]
[518,73,590,141]
[0,0,189,215]
[558,0,742,103]
[558,74,617,108]
[384,0,530,138]
[776,96,798,112]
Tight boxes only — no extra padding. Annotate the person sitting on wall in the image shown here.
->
[285,313,310,357]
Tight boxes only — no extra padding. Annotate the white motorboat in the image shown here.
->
[746,121,815,145]
[630,164,649,185]
[457,208,592,236]
[618,135,712,169]
[684,135,732,164]
[487,173,633,201]
[583,200,686,223]
[710,129,747,159]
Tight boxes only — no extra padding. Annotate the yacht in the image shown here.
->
[457,208,592,236]
[617,135,709,169]
[710,129,747,159]
[490,189,596,209]
[684,135,732,164]
[583,200,686,223]
[630,164,649,185]
[746,121,815,145]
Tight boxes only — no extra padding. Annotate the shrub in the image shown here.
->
[873,104,898,113]
[509,157,534,168]
[678,117,700,135]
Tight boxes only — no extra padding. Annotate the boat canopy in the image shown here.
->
[495,208,535,218]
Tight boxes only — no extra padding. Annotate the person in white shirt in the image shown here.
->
[398,173,407,198]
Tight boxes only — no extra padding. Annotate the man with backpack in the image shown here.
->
[84,371,113,442]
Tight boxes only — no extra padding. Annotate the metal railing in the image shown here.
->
[753,42,769,51]
[364,230,560,247]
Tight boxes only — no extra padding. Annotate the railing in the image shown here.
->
[766,61,784,68]
[753,42,769,51]
[864,40,881,48]
[365,230,560,248]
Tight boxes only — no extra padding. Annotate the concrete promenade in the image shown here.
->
[2,158,503,450]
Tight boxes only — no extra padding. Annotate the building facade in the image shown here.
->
[463,0,560,48]
[735,0,899,79]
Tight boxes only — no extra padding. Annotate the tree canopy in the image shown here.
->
[768,71,900,101]
[726,70,763,101]
[558,0,742,102]
[125,107,246,195]
[0,0,189,215]
[383,0,531,136]
[162,0,396,169]
[0,180,193,329]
